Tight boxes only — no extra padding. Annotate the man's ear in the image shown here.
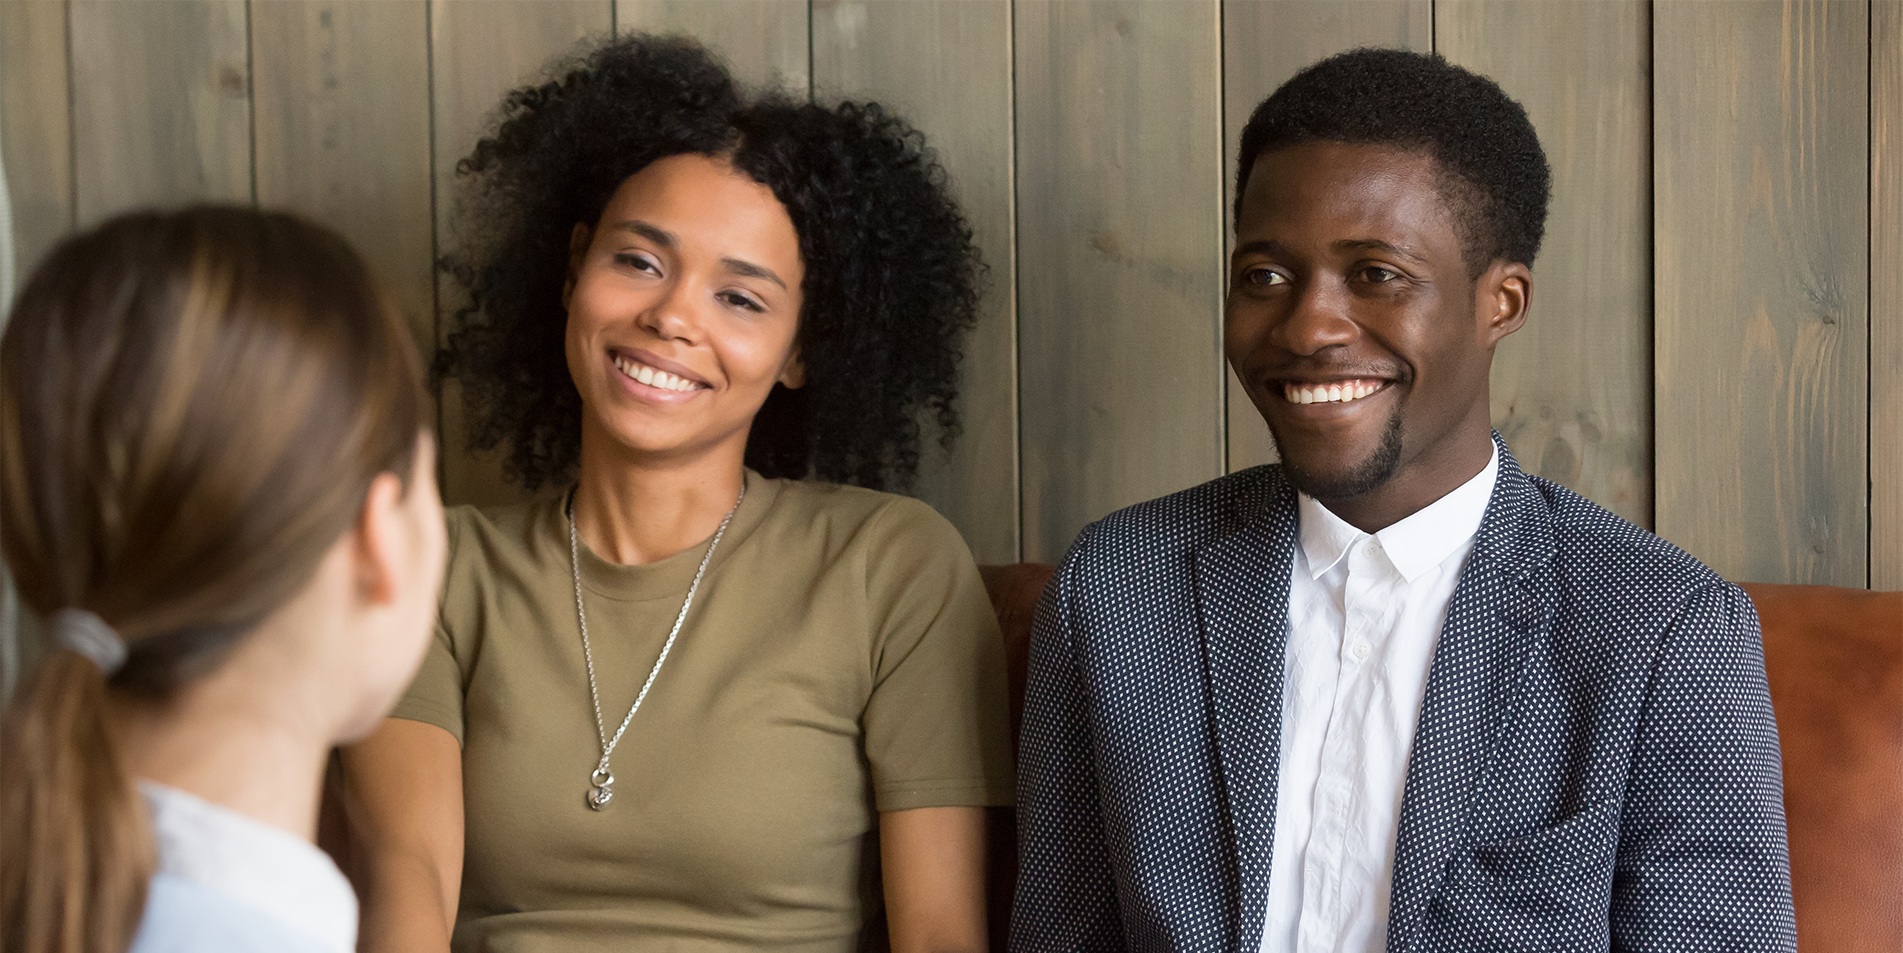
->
[1476,260,1532,348]
[353,471,407,609]
[563,222,592,309]
[777,345,806,390]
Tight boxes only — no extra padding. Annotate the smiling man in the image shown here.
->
[1012,50,1796,953]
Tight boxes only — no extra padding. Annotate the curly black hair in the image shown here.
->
[1234,48,1551,277]
[437,34,981,492]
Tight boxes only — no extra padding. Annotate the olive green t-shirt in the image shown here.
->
[391,473,1014,953]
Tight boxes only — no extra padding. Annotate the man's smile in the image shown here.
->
[1278,378,1391,405]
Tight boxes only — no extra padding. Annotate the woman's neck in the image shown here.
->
[116,667,332,842]
[571,432,749,567]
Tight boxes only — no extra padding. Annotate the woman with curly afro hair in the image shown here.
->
[341,33,1010,953]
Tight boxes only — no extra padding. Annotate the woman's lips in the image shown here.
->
[609,351,707,399]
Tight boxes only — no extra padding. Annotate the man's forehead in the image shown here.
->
[1237,142,1456,249]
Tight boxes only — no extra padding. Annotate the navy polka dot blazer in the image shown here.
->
[1012,435,1796,952]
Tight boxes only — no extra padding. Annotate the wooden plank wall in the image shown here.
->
[1,0,1897,590]
[1874,0,1902,592]
[1655,0,1869,586]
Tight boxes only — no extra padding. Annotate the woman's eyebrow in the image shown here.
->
[612,220,676,247]
[722,258,787,290]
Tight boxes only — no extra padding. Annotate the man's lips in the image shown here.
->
[1277,377,1392,405]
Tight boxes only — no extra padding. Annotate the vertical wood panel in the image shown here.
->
[810,0,1018,562]
[0,0,69,701]
[1,0,75,282]
[1015,1,1223,562]
[431,0,612,507]
[616,0,809,94]
[69,0,251,224]
[252,1,435,360]
[1655,0,1868,585]
[1874,0,1902,590]
[1439,0,1652,528]
[1221,0,1431,473]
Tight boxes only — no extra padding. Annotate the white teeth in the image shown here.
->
[1282,379,1383,406]
[613,355,701,393]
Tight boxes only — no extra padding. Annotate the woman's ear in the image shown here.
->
[778,347,807,390]
[352,471,408,608]
[563,223,593,309]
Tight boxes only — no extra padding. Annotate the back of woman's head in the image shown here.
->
[441,32,981,492]
[0,206,429,953]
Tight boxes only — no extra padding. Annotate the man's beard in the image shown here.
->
[1272,410,1404,502]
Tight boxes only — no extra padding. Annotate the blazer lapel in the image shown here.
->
[1384,435,1559,953]
[1192,468,1299,952]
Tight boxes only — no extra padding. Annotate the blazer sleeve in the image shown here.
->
[1610,580,1797,951]
[1010,526,1127,953]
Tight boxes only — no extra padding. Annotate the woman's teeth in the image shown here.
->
[614,355,702,393]
[1283,379,1382,405]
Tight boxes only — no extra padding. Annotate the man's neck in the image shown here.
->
[1313,428,1497,535]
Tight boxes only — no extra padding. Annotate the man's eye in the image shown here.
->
[1363,266,1398,283]
[1244,268,1287,287]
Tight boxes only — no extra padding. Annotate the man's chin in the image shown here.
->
[1269,414,1404,502]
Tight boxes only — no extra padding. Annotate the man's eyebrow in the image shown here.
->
[721,257,787,291]
[1232,238,1431,266]
[611,220,676,247]
[1334,238,1428,264]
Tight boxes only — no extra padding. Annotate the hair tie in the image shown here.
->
[49,609,127,676]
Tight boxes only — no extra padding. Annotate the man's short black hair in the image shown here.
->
[1235,48,1551,277]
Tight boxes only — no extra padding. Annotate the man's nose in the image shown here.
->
[1272,277,1357,356]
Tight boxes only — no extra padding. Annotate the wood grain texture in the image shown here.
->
[1,0,74,282]
[251,1,435,360]
[810,0,1018,562]
[1221,0,1431,473]
[0,1,72,699]
[431,0,612,507]
[69,0,251,224]
[616,0,808,95]
[1015,1,1223,562]
[1439,0,1652,528]
[1875,0,1902,590]
[1654,0,1868,585]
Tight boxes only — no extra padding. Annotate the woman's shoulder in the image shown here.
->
[442,493,566,571]
[130,874,339,953]
[763,478,964,549]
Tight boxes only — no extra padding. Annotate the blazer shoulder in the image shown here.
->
[1526,473,1730,601]
[1080,465,1285,557]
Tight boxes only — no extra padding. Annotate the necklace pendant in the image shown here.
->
[587,764,615,811]
[587,783,613,811]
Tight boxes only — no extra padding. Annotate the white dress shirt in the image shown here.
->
[129,781,357,953]
[1258,444,1499,953]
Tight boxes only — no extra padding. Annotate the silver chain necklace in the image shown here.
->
[568,482,744,811]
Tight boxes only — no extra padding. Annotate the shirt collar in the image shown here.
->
[141,781,357,953]
[1296,441,1500,583]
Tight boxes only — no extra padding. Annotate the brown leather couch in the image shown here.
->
[979,566,1903,953]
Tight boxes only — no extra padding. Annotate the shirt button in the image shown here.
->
[1351,641,1372,661]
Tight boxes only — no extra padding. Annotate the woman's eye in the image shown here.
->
[719,291,763,312]
[614,253,660,275]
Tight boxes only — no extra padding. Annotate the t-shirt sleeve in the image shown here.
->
[860,497,1015,812]
[387,509,469,746]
